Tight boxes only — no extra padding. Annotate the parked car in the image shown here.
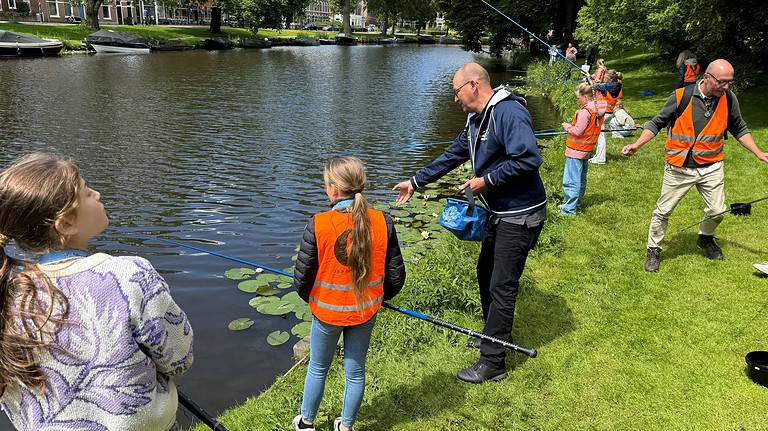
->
[303,24,318,30]
[367,24,378,32]
[65,15,82,24]
[322,25,339,32]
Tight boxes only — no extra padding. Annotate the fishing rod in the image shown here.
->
[478,0,589,79]
[157,237,538,358]
[677,195,768,232]
[534,126,643,137]
[178,389,230,431]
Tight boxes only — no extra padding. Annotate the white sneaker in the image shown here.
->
[292,415,316,431]
[333,417,354,431]
[754,261,768,275]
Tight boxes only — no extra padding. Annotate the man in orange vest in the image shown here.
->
[622,59,768,272]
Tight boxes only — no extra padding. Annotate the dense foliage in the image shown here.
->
[575,0,768,68]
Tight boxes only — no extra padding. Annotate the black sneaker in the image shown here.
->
[456,360,507,384]
[644,247,661,272]
[697,234,724,260]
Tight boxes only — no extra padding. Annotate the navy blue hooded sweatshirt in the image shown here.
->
[410,88,547,216]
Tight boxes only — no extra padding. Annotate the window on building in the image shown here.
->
[47,0,59,16]
[102,1,111,19]
[8,0,17,9]
[64,1,72,16]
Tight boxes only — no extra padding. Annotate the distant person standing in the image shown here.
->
[590,70,623,164]
[565,43,578,78]
[678,54,701,88]
[592,58,607,83]
[622,59,768,272]
[584,40,597,71]
[549,44,561,66]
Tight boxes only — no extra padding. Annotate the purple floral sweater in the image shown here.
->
[0,253,194,431]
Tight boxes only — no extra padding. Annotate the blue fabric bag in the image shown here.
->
[439,187,489,241]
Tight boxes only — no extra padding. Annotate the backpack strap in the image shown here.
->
[669,84,695,130]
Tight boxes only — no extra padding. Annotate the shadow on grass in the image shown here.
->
[361,370,471,430]
[507,280,575,370]
[580,192,612,210]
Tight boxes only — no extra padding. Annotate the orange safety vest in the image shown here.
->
[684,63,700,83]
[565,104,604,152]
[665,87,728,167]
[604,88,622,113]
[310,208,388,326]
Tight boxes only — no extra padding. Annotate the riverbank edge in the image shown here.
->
[0,22,456,51]
[189,51,768,431]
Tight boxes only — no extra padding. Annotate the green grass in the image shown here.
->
[191,51,768,430]
[0,22,417,49]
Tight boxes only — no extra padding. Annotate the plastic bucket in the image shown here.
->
[745,351,768,387]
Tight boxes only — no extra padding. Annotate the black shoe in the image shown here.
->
[644,247,661,272]
[467,337,481,349]
[456,360,507,384]
[697,234,724,260]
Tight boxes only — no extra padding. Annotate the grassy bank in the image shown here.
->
[192,52,768,430]
[0,22,439,50]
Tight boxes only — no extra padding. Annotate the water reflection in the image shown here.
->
[0,46,560,425]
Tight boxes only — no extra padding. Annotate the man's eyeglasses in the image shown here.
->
[706,72,734,87]
[453,80,474,97]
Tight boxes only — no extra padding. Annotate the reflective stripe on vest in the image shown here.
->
[310,208,388,326]
[684,63,700,83]
[565,105,604,153]
[665,87,728,167]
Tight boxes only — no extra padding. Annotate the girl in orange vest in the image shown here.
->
[292,157,406,431]
[591,70,623,164]
[560,82,606,215]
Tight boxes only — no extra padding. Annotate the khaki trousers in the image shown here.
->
[647,162,726,249]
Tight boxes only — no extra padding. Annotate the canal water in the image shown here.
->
[0,45,560,428]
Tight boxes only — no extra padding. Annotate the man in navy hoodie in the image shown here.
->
[393,63,547,383]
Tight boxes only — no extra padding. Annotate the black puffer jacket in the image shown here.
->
[293,210,406,303]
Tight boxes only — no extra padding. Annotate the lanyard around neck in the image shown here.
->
[38,249,91,265]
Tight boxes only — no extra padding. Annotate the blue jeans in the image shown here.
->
[561,157,589,214]
[300,315,376,428]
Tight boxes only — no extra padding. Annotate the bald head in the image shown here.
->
[455,63,490,86]
[706,59,734,76]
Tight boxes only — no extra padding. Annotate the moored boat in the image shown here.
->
[417,35,436,44]
[318,38,336,45]
[293,37,320,47]
[85,30,150,54]
[0,30,63,57]
[335,33,358,46]
[378,37,404,45]
[240,38,272,49]
[439,36,462,45]
[203,38,233,50]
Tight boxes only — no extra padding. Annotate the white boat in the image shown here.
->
[85,29,150,54]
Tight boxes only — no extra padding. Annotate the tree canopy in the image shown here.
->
[575,0,768,67]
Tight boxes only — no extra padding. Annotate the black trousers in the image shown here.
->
[477,219,543,367]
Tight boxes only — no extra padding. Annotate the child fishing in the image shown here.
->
[292,156,405,431]
[0,153,193,430]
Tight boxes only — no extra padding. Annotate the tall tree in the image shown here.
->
[85,0,103,29]
[438,0,580,56]
[576,0,768,68]
[401,0,435,36]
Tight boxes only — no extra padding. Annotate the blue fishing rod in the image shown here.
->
[478,0,589,79]
[157,237,537,358]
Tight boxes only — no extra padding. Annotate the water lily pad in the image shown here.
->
[256,285,282,296]
[249,296,278,308]
[281,291,304,305]
[277,281,292,289]
[237,280,261,293]
[254,274,284,284]
[225,268,256,280]
[228,318,254,331]
[267,330,290,346]
[257,301,295,316]
[295,306,312,321]
[291,321,311,338]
